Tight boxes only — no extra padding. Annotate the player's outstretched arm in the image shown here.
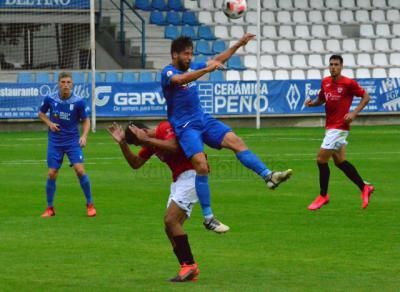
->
[170,61,223,85]
[213,33,255,64]
[38,111,60,132]
[107,123,147,169]
[128,125,180,153]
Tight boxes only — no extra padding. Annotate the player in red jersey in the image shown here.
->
[305,54,375,210]
[108,121,225,282]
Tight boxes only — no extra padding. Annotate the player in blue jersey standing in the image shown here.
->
[161,34,293,231]
[38,72,96,217]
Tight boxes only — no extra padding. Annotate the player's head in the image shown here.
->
[329,55,343,78]
[171,36,193,71]
[125,121,150,145]
[58,71,73,99]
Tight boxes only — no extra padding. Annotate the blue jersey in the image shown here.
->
[161,62,207,127]
[39,92,90,147]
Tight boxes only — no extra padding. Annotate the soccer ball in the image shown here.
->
[222,0,247,19]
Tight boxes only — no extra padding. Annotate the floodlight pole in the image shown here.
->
[90,0,96,132]
[256,0,261,129]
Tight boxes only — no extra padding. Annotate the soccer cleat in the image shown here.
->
[87,203,97,217]
[41,207,55,218]
[203,217,230,233]
[308,194,330,211]
[361,184,375,209]
[170,263,199,282]
[265,169,293,190]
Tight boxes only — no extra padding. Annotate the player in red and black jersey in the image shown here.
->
[108,121,226,282]
[305,54,375,210]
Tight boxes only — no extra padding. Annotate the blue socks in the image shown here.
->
[195,175,213,218]
[79,174,93,204]
[236,149,271,179]
[46,178,56,207]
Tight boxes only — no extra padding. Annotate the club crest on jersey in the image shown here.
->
[337,87,343,93]
[167,70,173,77]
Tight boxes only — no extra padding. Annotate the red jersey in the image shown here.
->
[319,75,366,131]
[138,121,193,182]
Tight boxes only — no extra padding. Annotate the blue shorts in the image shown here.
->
[174,114,232,159]
[47,143,84,169]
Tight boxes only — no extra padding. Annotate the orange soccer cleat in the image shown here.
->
[87,203,97,217]
[41,207,55,218]
[361,184,375,209]
[308,194,330,211]
[170,263,199,282]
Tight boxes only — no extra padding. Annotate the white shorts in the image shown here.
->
[167,170,198,217]
[321,129,349,151]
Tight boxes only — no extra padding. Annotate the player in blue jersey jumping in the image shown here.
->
[38,72,96,217]
[161,34,293,232]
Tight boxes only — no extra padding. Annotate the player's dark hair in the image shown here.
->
[58,71,72,81]
[329,54,343,64]
[125,121,149,145]
[171,36,193,55]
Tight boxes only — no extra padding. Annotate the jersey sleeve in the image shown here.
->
[349,79,366,97]
[156,121,176,140]
[39,96,51,114]
[161,65,179,87]
[191,62,207,70]
[77,99,90,120]
[138,146,155,160]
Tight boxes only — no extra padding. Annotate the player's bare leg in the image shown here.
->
[221,132,293,190]
[165,202,199,282]
[73,163,96,216]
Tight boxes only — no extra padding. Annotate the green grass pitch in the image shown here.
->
[0,125,399,291]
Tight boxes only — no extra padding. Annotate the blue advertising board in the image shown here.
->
[0,0,89,9]
[1,79,399,119]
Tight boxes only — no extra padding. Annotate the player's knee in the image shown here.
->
[74,167,86,177]
[47,170,58,180]
[223,132,247,152]
[164,213,179,229]
[191,155,208,174]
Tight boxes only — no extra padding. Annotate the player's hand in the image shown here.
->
[304,98,313,107]
[128,125,148,143]
[107,122,125,144]
[238,33,256,47]
[344,112,356,124]
[206,60,226,72]
[79,136,87,148]
[49,122,60,132]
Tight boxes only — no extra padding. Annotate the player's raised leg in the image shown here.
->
[220,131,292,189]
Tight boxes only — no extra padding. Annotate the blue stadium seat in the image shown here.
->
[198,26,215,40]
[212,40,226,54]
[36,72,51,83]
[182,11,198,25]
[122,72,137,83]
[209,71,225,81]
[139,72,154,82]
[168,0,184,11]
[17,72,34,83]
[165,26,179,39]
[166,11,182,25]
[152,0,167,10]
[135,0,151,10]
[227,56,245,70]
[181,26,198,39]
[72,72,86,83]
[195,40,212,55]
[150,11,166,25]
[195,55,208,64]
[105,72,119,82]
[87,72,103,82]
